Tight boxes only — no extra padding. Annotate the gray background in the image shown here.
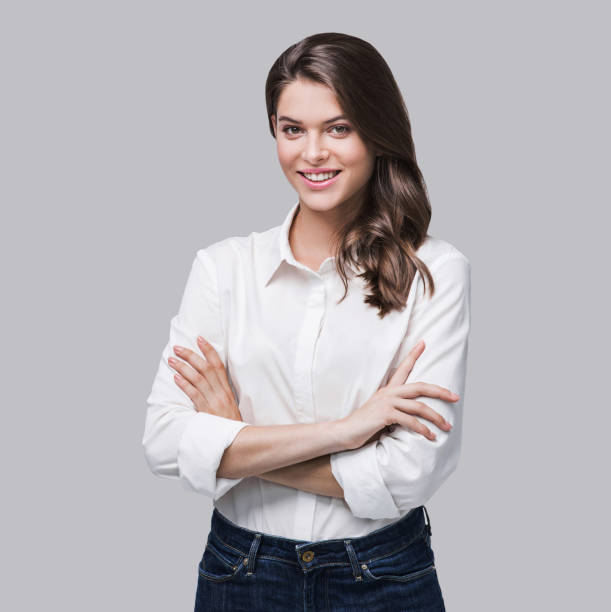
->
[2,1,609,610]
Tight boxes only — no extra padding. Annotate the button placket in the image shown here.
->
[292,277,327,541]
[292,280,325,423]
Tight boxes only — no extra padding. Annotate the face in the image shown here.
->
[271,78,377,216]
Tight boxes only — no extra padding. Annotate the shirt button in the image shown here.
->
[301,550,315,562]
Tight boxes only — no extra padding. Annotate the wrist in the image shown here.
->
[330,418,351,452]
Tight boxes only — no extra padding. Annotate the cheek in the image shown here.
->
[346,155,376,183]
[341,140,375,171]
[276,142,297,173]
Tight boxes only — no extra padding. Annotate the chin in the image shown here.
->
[299,195,344,212]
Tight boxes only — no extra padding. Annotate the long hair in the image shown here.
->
[265,32,436,318]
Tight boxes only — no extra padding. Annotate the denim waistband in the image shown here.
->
[208,505,432,578]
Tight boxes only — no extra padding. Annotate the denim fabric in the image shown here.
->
[194,505,446,611]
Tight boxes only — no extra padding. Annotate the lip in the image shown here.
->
[297,168,340,173]
[297,170,342,190]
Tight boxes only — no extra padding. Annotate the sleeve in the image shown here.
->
[330,254,471,519]
[142,247,250,501]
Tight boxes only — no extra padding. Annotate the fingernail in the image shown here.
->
[174,346,183,354]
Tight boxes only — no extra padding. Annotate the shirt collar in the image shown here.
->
[262,201,301,287]
[261,201,361,287]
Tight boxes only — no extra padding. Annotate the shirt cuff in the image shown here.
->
[330,441,401,520]
[177,411,250,500]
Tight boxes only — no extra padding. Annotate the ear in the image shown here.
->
[271,114,277,137]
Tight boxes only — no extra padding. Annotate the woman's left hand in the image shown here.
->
[168,336,243,422]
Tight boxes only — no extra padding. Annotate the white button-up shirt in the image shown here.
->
[143,201,471,540]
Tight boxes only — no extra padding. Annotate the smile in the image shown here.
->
[297,170,342,189]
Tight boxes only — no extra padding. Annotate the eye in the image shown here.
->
[330,125,351,135]
[282,126,302,136]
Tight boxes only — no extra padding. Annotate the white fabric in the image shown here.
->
[142,201,471,540]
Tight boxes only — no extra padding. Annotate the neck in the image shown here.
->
[289,194,364,264]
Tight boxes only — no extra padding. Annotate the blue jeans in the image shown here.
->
[194,505,446,611]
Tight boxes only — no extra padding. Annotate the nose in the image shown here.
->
[301,133,329,164]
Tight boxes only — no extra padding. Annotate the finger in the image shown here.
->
[196,337,232,390]
[392,397,452,431]
[172,372,208,413]
[387,340,425,387]
[392,412,437,441]
[168,352,215,407]
[172,344,224,401]
[392,381,459,402]
[196,336,223,368]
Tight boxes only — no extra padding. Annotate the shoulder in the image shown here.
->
[416,234,471,272]
[412,235,471,307]
[194,223,279,274]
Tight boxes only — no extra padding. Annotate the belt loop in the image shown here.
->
[343,539,364,582]
[422,505,432,536]
[246,533,262,576]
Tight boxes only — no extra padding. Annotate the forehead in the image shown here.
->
[276,78,344,120]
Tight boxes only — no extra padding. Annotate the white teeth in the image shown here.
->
[303,171,338,181]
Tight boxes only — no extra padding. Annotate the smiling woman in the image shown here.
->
[143,31,470,612]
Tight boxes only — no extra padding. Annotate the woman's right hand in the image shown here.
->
[337,340,460,451]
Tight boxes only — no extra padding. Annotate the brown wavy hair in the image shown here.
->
[265,32,436,319]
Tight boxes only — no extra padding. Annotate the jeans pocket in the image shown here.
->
[361,536,436,584]
[198,531,246,583]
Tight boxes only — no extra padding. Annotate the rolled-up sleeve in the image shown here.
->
[330,254,471,519]
[142,248,249,500]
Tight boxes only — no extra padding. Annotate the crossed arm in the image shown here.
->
[249,255,471,508]
[255,454,343,498]
[144,251,470,518]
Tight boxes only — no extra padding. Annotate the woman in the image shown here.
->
[143,32,471,611]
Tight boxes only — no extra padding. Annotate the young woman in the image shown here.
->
[143,32,471,611]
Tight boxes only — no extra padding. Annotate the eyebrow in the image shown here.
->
[277,114,348,125]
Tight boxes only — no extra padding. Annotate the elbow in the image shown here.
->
[142,439,159,475]
[417,453,461,511]
[386,431,462,513]
[142,432,179,479]
[142,437,164,477]
[141,406,195,479]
